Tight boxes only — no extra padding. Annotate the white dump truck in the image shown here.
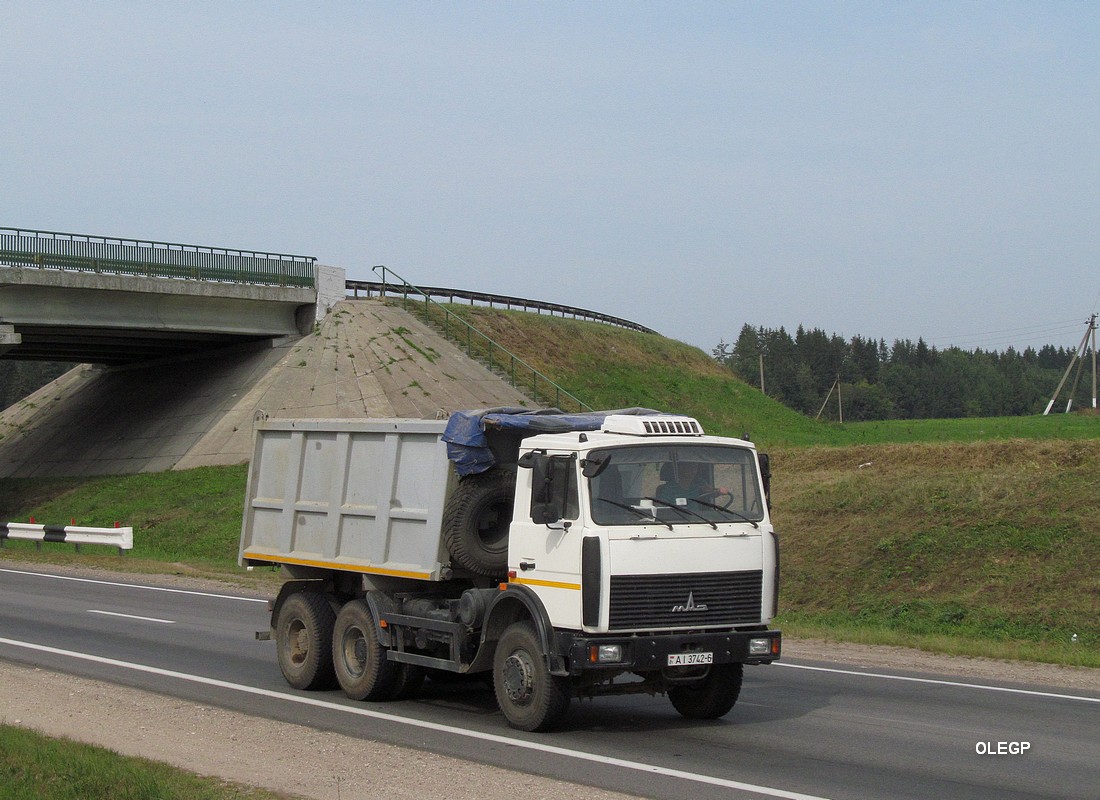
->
[239,408,780,731]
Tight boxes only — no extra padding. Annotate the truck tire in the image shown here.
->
[668,663,743,720]
[332,600,402,701]
[392,664,426,700]
[276,591,337,691]
[442,469,516,576]
[493,621,570,732]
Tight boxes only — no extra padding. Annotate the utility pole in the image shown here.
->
[815,374,843,422]
[1085,311,1098,410]
[1044,314,1098,415]
[759,353,765,395]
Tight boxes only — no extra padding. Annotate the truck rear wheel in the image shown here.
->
[668,663,743,720]
[493,621,570,732]
[442,469,516,576]
[332,600,402,701]
[276,591,337,691]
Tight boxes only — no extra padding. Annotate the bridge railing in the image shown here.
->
[0,227,316,288]
[370,266,592,413]
[347,279,657,334]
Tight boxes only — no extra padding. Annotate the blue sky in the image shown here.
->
[3,3,1097,354]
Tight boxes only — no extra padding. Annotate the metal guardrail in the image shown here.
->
[0,227,316,288]
[0,521,133,555]
[347,279,657,335]
[367,266,593,413]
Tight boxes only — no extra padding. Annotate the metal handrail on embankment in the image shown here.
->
[365,266,592,413]
[346,278,657,335]
[0,226,316,288]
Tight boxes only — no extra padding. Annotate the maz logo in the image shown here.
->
[671,591,709,612]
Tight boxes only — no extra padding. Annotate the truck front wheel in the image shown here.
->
[276,591,337,690]
[493,621,570,732]
[668,663,743,720]
[332,600,402,701]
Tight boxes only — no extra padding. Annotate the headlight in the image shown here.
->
[748,637,772,656]
[589,644,623,663]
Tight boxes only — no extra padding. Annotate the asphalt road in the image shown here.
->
[1,565,1097,800]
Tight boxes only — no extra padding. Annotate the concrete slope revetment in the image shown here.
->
[0,299,535,477]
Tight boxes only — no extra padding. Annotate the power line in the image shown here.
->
[770,313,1095,354]
[927,318,1087,350]
[935,329,1084,351]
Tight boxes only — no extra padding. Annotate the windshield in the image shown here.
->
[587,444,765,526]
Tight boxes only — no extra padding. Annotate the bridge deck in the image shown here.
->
[1,227,315,288]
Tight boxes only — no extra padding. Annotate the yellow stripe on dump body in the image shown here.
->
[510,577,581,591]
[242,552,433,581]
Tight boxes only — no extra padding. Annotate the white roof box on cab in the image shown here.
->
[601,414,705,436]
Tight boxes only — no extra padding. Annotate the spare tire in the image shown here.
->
[443,469,516,576]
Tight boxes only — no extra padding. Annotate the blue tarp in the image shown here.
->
[442,407,662,476]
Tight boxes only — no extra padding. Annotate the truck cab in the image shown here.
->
[509,414,778,636]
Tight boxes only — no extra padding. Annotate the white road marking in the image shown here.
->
[775,662,1100,704]
[87,609,176,625]
[0,636,832,800]
[0,567,267,603]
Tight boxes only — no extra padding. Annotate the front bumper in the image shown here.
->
[561,628,781,675]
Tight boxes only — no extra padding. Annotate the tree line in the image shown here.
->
[713,323,1093,421]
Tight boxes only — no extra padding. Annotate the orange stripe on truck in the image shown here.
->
[242,552,433,581]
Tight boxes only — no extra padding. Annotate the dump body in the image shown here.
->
[239,418,454,581]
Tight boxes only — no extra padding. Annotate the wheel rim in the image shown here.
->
[287,619,308,666]
[339,625,368,679]
[476,499,511,552]
[501,650,535,705]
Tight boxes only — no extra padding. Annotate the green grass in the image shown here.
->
[0,725,291,800]
[838,412,1100,445]
[772,439,1100,667]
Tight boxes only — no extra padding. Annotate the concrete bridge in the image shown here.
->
[0,227,347,365]
[0,227,539,478]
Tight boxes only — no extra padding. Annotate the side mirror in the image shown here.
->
[758,453,772,507]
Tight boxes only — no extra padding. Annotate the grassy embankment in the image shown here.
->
[0,724,288,800]
[1,305,1098,667]
[0,465,261,584]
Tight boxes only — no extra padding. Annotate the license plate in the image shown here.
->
[667,651,713,667]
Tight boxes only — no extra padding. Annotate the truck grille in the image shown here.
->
[608,570,762,630]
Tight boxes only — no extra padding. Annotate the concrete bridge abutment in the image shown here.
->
[0,297,533,478]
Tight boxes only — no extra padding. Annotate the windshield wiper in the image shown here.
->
[596,497,673,530]
[642,497,717,530]
[688,497,760,529]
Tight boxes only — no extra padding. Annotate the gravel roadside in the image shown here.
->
[0,660,641,800]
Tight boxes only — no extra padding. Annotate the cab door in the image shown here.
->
[509,451,585,629]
